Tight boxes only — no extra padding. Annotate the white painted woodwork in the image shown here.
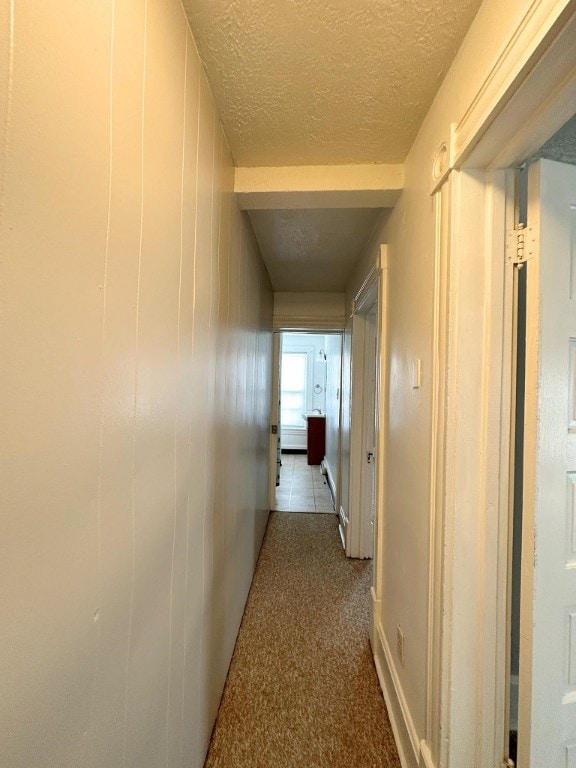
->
[340,249,387,570]
[361,308,377,559]
[344,312,362,555]
[518,159,576,767]
[0,3,272,767]
[346,257,382,560]
[454,1,576,170]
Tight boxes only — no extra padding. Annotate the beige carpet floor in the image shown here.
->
[204,512,401,768]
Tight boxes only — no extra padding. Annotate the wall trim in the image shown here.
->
[351,254,382,316]
[372,602,420,768]
[424,182,451,766]
[430,135,454,195]
[419,741,436,768]
[463,5,576,170]
[453,0,576,165]
[338,507,346,550]
[323,459,337,507]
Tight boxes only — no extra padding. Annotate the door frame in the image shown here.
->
[268,327,344,513]
[347,250,385,559]
[432,6,576,766]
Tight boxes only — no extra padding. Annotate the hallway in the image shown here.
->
[5,0,571,765]
[204,513,400,768]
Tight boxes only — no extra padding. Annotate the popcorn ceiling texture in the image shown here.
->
[248,207,383,291]
[183,0,483,166]
[527,113,576,166]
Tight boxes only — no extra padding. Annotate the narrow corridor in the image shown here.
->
[204,513,401,767]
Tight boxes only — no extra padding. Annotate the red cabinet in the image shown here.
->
[306,416,325,465]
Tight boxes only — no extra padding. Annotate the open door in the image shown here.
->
[360,306,377,559]
[518,158,576,765]
[347,260,381,559]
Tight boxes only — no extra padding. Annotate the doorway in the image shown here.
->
[270,331,343,515]
[506,122,576,767]
[507,164,528,766]
[345,258,383,560]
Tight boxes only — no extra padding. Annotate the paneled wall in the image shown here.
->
[0,2,272,767]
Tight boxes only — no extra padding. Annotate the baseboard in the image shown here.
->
[371,591,421,768]
[419,741,435,768]
[323,460,336,507]
[338,522,346,550]
[280,428,307,451]
[370,587,380,655]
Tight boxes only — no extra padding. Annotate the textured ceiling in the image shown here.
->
[182,0,483,292]
[527,113,576,166]
[248,208,384,291]
[183,0,483,166]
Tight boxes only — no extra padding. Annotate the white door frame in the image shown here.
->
[347,248,386,560]
[430,5,576,766]
[268,326,344,513]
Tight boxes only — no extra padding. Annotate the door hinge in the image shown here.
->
[506,225,534,266]
[271,424,278,435]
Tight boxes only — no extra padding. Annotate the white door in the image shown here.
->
[347,287,379,559]
[361,307,377,559]
[519,158,576,766]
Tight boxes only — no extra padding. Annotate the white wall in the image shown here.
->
[0,2,272,767]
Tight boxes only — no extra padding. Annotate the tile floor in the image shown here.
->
[274,452,334,513]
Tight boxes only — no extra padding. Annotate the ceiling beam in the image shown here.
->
[234,164,404,209]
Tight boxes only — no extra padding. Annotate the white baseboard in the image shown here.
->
[419,741,435,768]
[323,460,336,506]
[371,590,422,768]
[280,427,306,450]
[338,522,346,550]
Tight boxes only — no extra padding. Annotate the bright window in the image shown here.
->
[281,352,307,428]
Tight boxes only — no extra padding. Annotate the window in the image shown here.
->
[281,352,308,428]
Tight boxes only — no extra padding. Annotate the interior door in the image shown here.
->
[519,158,576,766]
[361,307,377,559]
[347,294,379,559]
